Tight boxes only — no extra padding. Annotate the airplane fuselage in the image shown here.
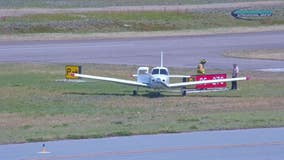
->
[149,74,169,89]
[136,66,170,89]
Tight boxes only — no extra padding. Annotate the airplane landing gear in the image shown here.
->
[156,91,161,97]
[182,90,186,96]
[133,90,137,96]
[181,88,186,96]
[133,87,139,96]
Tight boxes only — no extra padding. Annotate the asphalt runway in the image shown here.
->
[0,31,284,71]
[1,128,283,160]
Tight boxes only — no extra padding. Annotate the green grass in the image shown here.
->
[1,9,283,34]
[0,63,283,144]
[0,0,268,8]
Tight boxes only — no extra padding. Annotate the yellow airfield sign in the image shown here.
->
[65,65,82,79]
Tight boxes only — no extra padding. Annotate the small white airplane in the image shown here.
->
[72,52,248,96]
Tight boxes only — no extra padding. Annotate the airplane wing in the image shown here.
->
[134,74,190,78]
[169,75,191,78]
[167,77,249,88]
[72,73,148,87]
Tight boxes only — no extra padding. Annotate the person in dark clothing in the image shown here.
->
[231,64,239,90]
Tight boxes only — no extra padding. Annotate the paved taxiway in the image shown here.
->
[1,128,283,160]
[0,31,284,70]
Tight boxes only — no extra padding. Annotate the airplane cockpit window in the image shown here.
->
[160,69,169,75]
[152,69,159,75]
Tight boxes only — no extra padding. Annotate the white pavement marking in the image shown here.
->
[257,68,284,72]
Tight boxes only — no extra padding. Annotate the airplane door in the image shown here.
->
[137,67,151,84]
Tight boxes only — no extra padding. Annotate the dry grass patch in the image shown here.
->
[224,49,284,61]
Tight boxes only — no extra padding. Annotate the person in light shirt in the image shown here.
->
[231,64,239,90]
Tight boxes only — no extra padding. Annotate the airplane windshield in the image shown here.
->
[139,70,147,74]
[160,69,168,75]
[151,68,168,75]
[152,69,159,75]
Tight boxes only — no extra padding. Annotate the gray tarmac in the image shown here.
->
[0,31,284,71]
[0,128,284,160]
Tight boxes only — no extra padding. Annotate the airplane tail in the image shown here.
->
[160,51,163,67]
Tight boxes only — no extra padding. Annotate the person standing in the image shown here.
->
[231,64,239,90]
[197,59,207,75]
